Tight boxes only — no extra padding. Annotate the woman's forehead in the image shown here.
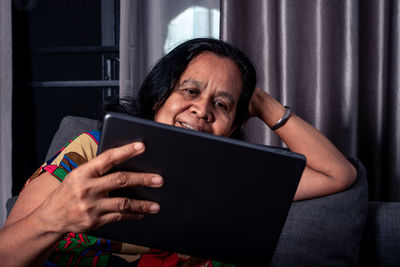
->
[179,52,243,94]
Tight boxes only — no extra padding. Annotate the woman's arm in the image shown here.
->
[249,87,357,201]
[0,142,163,266]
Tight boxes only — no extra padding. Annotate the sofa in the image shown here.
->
[6,116,400,266]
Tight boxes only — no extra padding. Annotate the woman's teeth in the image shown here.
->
[180,122,195,130]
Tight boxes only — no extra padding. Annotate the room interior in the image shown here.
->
[1,0,400,266]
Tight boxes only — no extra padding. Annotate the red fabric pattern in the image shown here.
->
[138,249,179,267]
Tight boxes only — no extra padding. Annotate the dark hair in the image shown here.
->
[104,38,257,134]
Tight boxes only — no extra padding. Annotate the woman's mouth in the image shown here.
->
[179,121,197,131]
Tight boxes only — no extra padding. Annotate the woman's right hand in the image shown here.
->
[38,142,163,234]
[9,142,163,235]
[1,142,162,267]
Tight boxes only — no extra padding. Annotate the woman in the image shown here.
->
[1,38,356,266]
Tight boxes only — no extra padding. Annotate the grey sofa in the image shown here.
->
[6,116,400,266]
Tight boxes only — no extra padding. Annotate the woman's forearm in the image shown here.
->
[250,88,356,200]
[0,211,64,267]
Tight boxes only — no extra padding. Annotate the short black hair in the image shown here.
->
[103,38,257,134]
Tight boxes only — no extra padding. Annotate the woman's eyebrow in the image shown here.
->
[179,78,203,87]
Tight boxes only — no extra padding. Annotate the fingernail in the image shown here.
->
[133,142,144,152]
[149,203,160,213]
[151,176,163,185]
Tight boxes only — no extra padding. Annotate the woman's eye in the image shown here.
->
[183,88,199,96]
[215,101,228,110]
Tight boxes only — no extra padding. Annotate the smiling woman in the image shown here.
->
[135,39,256,136]
[155,52,243,136]
[1,38,356,266]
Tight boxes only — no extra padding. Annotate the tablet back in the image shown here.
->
[93,112,305,265]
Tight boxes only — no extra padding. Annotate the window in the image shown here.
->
[164,5,220,54]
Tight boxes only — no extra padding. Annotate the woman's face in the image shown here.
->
[154,52,243,137]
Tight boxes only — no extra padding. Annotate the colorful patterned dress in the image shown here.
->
[23,131,235,267]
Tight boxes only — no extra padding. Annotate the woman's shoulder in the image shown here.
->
[25,131,101,186]
[48,130,101,164]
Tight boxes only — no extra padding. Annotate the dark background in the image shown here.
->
[12,0,120,194]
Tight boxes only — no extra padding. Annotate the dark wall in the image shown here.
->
[12,0,117,194]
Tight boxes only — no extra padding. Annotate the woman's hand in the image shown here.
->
[248,86,264,118]
[1,142,163,266]
[248,86,287,127]
[36,142,163,234]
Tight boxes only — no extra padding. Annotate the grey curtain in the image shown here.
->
[120,0,166,98]
[0,0,13,225]
[119,0,219,98]
[221,0,400,201]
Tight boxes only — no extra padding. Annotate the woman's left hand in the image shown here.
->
[248,86,288,128]
[248,86,263,118]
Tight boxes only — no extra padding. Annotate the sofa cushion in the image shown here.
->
[270,157,369,267]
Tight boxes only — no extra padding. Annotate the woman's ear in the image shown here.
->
[229,123,243,139]
[229,124,238,136]
[230,110,251,135]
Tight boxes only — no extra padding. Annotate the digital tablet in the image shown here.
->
[92,112,306,265]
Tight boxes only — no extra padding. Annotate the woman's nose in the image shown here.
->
[190,98,213,122]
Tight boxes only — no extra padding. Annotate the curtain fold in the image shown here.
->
[0,0,13,225]
[221,0,400,201]
[387,0,400,200]
[120,0,167,98]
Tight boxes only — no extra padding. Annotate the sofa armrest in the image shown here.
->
[360,201,400,267]
[271,157,369,267]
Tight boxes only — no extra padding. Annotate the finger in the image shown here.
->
[99,212,145,226]
[82,142,145,177]
[91,171,164,194]
[96,197,160,215]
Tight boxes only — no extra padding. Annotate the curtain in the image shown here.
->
[221,0,400,201]
[0,0,13,226]
[119,0,219,98]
